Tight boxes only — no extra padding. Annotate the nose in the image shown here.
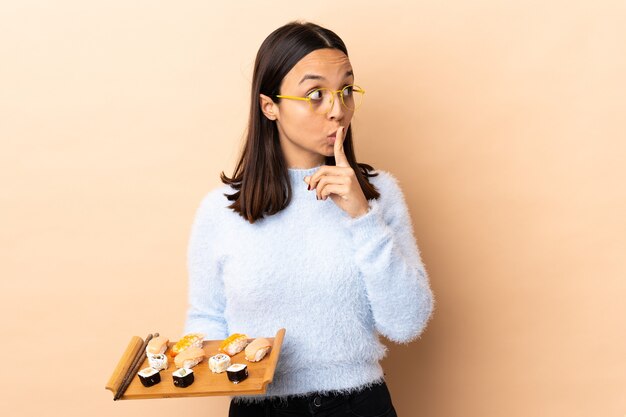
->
[326,91,345,120]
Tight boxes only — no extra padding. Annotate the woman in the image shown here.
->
[185,21,434,417]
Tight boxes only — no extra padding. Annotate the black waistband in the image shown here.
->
[266,380,386,409]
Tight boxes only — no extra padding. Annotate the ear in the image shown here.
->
[259,94,279,121]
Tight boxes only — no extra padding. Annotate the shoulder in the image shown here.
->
[194,183,237,220]
[364,169,412,223]
[199,183,234,206]
[366,169,406,203]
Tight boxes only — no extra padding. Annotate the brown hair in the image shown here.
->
[220,21,380,223]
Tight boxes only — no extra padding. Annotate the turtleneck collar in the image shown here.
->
[287,165,324,183]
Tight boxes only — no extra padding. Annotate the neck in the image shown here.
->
[285,154,326,170]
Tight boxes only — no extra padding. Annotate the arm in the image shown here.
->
[344,172,435,344]
[184,191,229,340]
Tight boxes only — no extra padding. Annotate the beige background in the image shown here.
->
[1,1,624,416]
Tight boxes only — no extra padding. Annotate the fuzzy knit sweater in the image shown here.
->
[184,165,434,403]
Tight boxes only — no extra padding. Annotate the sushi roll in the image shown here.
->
[172,367,194,388]
[226,363,248,384]
[219,333,249,356]
[245,338,271,362]
[171,333,204,357]
[146,336,169,356]
[208,353,231,373]
[148,353,168,371]
[137,367,161,387]
[174,346,205,369]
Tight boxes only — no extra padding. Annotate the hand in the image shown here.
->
[304,126,370,219]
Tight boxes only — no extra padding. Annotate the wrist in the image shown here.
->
[350,202,371,219]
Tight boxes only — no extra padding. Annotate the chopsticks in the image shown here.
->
[114,332,159,401]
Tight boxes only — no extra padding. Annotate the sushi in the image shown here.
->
[171,333,204,357]
[174,346,205,369]
[244,338,271,362]
[226,363,248,384]
[219,333,249,356]
[137,367,161,387]
[148,353,168,371]
[172,367,194,388]
[146,336,169,356]
[208,353,231,373]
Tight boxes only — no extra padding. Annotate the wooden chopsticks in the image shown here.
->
[114,332,159,401]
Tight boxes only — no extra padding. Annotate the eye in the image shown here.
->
[342,85,354,96]
[307,89,324,101]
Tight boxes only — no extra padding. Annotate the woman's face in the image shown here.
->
[260,48,356,169]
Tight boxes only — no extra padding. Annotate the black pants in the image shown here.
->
[228,380,398,417]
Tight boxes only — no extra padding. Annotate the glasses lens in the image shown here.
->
[307,88,333,115]
[341,85,364,111]
[308,85,365,114]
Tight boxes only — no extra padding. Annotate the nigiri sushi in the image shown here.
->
[171,333,204,357]
[174,346,205,369]
[245,338,271,362]
[219,333,249,356]
[146,336,169,356]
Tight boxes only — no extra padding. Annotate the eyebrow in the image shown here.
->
[298,70,354,85]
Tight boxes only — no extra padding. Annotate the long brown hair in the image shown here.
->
[221,21,380,223]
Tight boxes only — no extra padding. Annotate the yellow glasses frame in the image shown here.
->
[275,84,365,114]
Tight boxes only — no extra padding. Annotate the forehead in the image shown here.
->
[283,48,353,85]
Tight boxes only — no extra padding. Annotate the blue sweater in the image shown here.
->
[184,165,434,403]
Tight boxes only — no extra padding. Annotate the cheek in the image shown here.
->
[281,103,308,124]
[281,106,321,138]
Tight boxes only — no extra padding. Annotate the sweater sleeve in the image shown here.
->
[183,191,229,340]
[344,171,435,344]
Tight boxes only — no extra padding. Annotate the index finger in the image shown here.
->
[334,125,349,167]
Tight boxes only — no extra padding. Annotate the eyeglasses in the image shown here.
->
[275,84,365,115]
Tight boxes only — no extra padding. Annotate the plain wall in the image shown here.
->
[1,1,624,416]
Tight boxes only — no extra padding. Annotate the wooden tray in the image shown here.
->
[106,328,285,400]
